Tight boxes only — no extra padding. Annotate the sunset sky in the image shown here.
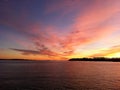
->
[0,0,120,60]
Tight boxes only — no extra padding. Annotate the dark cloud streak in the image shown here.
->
[10,48,40,55]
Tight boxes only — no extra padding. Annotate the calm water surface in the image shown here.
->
[0,60,120,90]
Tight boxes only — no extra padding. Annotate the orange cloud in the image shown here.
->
[1,0,120,60]
[89,45,120,57]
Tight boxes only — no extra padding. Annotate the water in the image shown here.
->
[0,60,120,90]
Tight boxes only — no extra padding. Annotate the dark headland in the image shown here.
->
[69,57,120,62]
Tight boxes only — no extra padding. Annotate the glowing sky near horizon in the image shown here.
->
[0,0,120,60]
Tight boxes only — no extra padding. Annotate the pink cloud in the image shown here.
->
[2,0,120,59]
[60,0,120,52]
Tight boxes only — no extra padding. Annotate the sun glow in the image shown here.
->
[106,52,120,58]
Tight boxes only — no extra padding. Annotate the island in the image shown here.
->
[69,57,120,62]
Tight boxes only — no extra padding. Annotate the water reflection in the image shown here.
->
[0,61,120,89]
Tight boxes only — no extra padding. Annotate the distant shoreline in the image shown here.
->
[0,59,65,62]
[0,59,52,62]
[69,58,120,62]
[0,59,36,61]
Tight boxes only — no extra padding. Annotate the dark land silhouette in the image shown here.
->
[69,57,120,62]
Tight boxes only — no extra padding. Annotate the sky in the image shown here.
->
[0,0,120,60]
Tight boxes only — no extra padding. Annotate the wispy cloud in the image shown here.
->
[89,45,120,57]
[60,0,120,52]
[10,48,40,55]
[1,0,120,59]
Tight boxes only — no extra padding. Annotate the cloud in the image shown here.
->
[45,0,82,14]
[10,46,62,57]
[1,0,120,59]
[10,48,40,55]
[89,45,120,57]
[10,47,68,60]
[60,0,120,51]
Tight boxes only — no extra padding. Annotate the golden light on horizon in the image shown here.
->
[106,52,120,58]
